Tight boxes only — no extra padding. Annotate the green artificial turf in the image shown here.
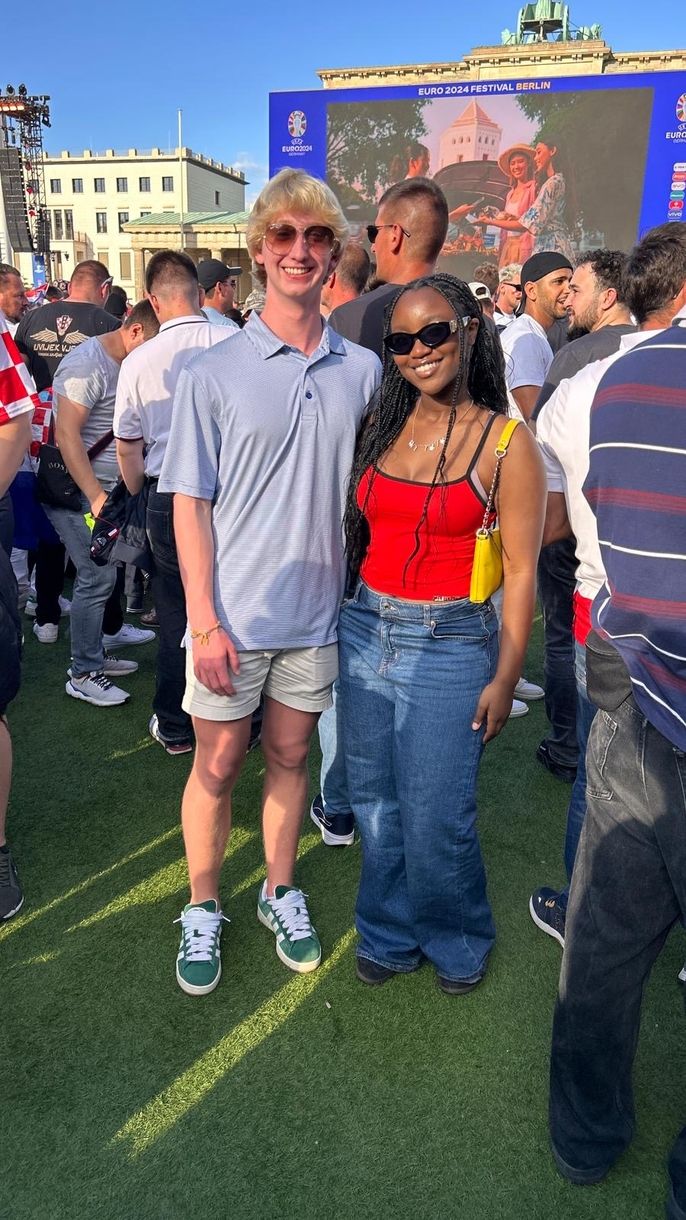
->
[2,615,684,1220]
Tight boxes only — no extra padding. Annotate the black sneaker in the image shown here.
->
[0,845,24,920]
[436,973,483,996]
[309,792,355,846]
[529,887,566,947]
[356,956,397,986]
[536,741,577,784]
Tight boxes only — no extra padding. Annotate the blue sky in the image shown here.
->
[2,0,684,203]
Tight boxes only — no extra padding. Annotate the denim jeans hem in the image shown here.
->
[434,966,485,986]
[356,950,422,975]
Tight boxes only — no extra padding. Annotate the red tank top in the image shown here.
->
[357,414,499,600]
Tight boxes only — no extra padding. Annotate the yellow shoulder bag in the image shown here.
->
[469,417,520,604]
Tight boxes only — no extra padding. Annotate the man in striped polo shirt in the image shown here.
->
[530,224,686,946]
[548,323,686,1219]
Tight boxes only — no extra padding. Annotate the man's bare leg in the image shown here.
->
[182,713,252,904]
[260,697,319,894]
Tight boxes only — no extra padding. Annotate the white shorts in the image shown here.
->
[182,643,338,722]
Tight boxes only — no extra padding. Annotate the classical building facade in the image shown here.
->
[16,147,245,297]
[124,210,251,301]
[316,38,686,90]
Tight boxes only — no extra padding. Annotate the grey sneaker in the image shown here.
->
[66,672,130,706]
[102,624,155,649]
[0,846,24,920]
[67,653,138,679]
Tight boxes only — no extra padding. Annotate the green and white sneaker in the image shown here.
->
[257,882,321,973]
[174,899,228,996]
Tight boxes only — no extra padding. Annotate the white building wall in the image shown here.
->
[16,148,245,297]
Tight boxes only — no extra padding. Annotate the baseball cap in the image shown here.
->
[197,258,232,292]
[468,281,492,304]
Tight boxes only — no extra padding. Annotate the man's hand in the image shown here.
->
[192,628,240,697]
[90,488,108,519]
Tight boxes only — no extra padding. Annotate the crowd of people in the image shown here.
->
[0,166,685,1217]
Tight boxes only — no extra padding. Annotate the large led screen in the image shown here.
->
[270,71,686,278]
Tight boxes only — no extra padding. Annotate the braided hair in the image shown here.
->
[344,273,508,585]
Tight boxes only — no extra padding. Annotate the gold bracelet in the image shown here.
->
[190,622,222,646]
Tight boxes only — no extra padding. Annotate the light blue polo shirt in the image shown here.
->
[158,311,381,651]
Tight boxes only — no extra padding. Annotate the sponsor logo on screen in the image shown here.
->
[674,163,686,172]
[288,111,307,138]
[669,199,684,211]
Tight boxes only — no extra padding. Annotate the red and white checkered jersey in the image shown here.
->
[0,313,38,427]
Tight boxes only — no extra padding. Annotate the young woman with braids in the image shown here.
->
[338,273,545,994]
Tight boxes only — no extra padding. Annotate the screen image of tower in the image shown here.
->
[325,87,654,279]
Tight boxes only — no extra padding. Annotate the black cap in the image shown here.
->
[521,251,573,292]
[197,258,232,292]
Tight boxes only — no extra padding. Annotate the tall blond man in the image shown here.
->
[159,170,381,995]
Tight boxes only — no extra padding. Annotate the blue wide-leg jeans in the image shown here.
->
[338,582,499,983]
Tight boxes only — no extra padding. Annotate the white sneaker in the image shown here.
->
[25,597,37,618]
[66,672,130,706]
[102,624,155,649]
[67,653,138,679]
[514,677,544,701]
[678,963,686,984]
[59,596,71,615]
[33,621,58,644]
[509,698,529,718]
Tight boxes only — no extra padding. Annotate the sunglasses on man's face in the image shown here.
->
[501,282,522,292]
[264,223,337,255]
[366,222,411,244]
[384,316,470,356]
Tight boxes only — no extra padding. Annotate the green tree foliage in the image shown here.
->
[517,88,653,249]
[327,101,428,205]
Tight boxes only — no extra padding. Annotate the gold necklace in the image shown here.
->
[407,400,474,453]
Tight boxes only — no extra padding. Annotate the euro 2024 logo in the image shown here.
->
[677,94,686,125]
[288,111,307,139]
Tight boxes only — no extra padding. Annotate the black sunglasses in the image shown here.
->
[384,317,469,356]
[366,222,411,244]
[501,281,522,291]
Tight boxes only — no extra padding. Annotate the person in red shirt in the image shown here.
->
[338,273,545,993]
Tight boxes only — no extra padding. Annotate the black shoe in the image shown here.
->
[0,845,24,921]
[536,741,577,784]
[436,973,483,996]
[356,956,397,985]
[551,1141,612,1186]
[310,792,355,846]
[529,887,566,947]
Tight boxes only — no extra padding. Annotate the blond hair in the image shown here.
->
[247,169,349,288]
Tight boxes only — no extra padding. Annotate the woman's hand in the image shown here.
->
[192,628,240,697]
[472,678,515,743]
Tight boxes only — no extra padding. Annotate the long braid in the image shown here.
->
[344,273,508,586]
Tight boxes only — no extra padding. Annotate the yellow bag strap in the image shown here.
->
[494,417,520,458]
[479,417,521,531]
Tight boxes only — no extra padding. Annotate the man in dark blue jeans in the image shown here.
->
[548,307,686,1217]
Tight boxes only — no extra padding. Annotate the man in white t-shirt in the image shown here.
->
[114,251,235,754]
[501,251,572,423]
